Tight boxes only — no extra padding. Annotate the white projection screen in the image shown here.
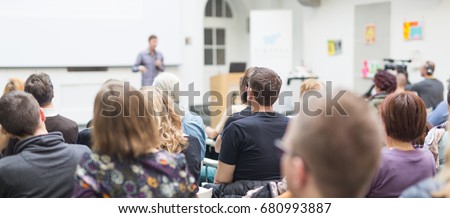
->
[0,0,182,67]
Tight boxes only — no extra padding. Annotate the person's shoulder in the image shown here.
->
[56,115,77,126]
[400,178,439,198]
[153,150,188,168]
[0,154,26,174]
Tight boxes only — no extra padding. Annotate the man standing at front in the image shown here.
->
[132,35,165,86]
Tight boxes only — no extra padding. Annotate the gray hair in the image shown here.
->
[152,72,180,103]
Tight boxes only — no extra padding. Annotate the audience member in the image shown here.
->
[0,91,90,197]
[427,77,450,127]
[211,67,288,198]
[25,73,78,143]
[280,91,383,197]
[367,92,436,197]
[153,72,207,160]
[406,61,444,110]
[401,144,450,198]
[1,78,25,155]
[214,67,255,153]
[72,81,196,198]
[395,72,408,92]
[369,71,397,110]
[76,120,92,148]
[142,86,202,188]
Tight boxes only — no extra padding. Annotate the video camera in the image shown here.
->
[383,58,412,73]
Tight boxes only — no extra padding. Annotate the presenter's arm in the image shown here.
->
[132,53,143,73]
[157,54,165,72]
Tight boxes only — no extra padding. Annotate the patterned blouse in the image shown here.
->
[72,150,197,198]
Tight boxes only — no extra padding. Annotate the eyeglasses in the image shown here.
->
[274,139,310,171]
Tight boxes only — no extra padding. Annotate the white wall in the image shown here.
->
[301,0,450,93]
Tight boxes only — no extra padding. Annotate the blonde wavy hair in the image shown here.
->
[140,87,187,153]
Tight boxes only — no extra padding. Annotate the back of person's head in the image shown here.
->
[152,72,180,102]
[0,91,41,137]
[248,67,282,106]
[239,67,256,104]
[283,91,382,197]
[380,91,427,143]
[396,73,408,89]
[373,70,397,94]
[140,86,186,153]
[92,81,160,159]
[24,73,54,107]
[447,88,450,106]
[3,78,25,96]
[300,79,323,97]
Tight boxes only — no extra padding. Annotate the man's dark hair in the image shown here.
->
[0,91,41,137]
[248,67,282,106]
[148,35,158,41]
[447,88,450,106]
[24,73,54,106]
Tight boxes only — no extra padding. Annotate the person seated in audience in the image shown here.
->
[0,91,90,197]
[423,88,450,171]
[1,78,25,156]
[153,72,207,160]
[292,79,324,115]
[25,73,78,144]
[72,80,197,198]
[401,144,450,198]
[210,67,289,198]
[367,91,436,197]
[406,61,444,110]
[369,70,397,110]
[427,77,450,127]
[395,72,408,93]
[141,86,202,188]
[76,120,92,148]
[214,67,255,153]
[278,91,383,197]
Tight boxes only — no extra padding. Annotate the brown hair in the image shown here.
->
[140,87,187,153]
[24,73,54,106]
[0,91,41,137]
[92,81,160,159]
[248,67,282,106]
[289,91,382,197]
[300,79,323,97]
[239,67,255,104]
[148,35,157,41]
[380,91,427,142]
[3,78,25,96]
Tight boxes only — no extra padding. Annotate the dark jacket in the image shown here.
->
[0,132,91,197]
[204,180,281,198]
[45,114,79,144]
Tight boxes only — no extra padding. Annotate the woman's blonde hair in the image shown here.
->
[140,86,187,153]
[3,78,24,96]
[300,79,323,97]
[92,80,160,159]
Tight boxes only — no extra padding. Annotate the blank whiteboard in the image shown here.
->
[0,0,182,67]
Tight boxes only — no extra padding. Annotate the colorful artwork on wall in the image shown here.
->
[365,24,376,45]
[361,60,382,79]
[328,40,342,56]
[404,21,423,40]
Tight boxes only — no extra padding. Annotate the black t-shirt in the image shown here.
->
[219,112,289,181]
[45,115,79,144]
[221,106,253,136]
[182,135,202,187]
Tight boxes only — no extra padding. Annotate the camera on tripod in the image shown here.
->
[383,58,412,73]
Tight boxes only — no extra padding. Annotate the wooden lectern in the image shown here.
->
[209,73,244,127]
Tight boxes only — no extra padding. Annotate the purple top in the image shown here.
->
[367,148,436,198]
[72,151,197,198]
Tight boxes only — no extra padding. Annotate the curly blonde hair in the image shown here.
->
[140,87,187,153]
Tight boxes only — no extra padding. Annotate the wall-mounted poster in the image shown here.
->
[365,24,376,45]
[404,21,423,40]
[361,60,382,78]
[328,40,342,56]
